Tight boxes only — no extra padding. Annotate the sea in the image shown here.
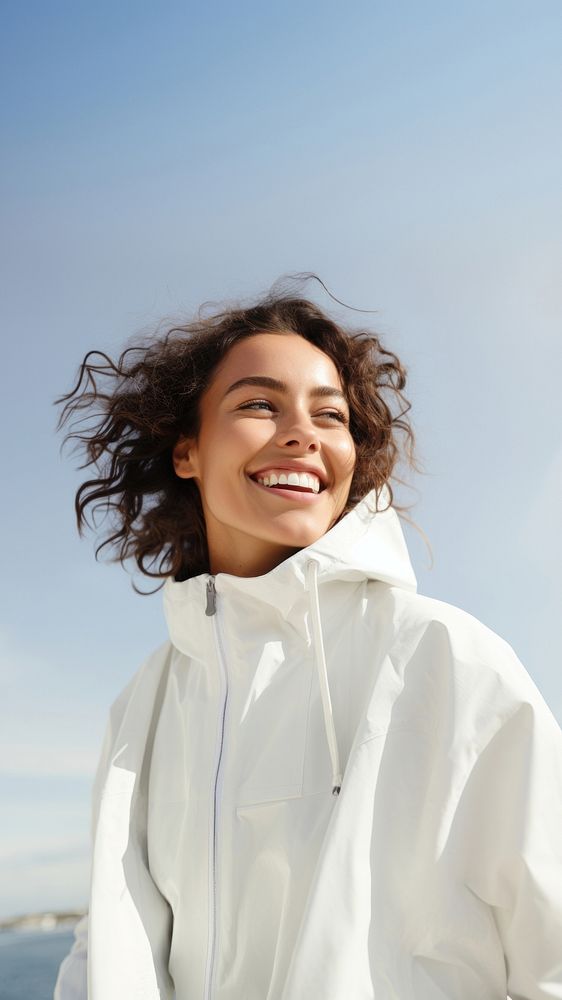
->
[0,927,75,1000]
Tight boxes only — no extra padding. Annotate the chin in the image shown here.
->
[270,518,332,550]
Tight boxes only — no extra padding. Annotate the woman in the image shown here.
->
[54,281,562,999]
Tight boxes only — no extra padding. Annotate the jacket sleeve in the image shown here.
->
[56,645,176,999]
[52,912,89,1000]
[53,672,140,1000]
[53,704,116,1000]
[461,647,562,998]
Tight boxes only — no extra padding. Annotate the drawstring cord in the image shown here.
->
[306,558,342,796]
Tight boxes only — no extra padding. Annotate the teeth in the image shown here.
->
[255,470,321,493]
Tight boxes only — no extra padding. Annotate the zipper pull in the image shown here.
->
[205,577,217,616]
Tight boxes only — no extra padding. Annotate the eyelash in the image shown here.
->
[239,400,348,423]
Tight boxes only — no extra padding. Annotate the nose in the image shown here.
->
[274,407,321,451]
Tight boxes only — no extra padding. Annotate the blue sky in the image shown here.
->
[1,0,561,919]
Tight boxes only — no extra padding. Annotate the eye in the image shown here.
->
[239,400,274,412]
[322,410,348,423]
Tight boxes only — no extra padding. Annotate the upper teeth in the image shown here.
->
[255,470,321,493]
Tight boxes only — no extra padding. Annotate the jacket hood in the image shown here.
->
[163,485,417,628]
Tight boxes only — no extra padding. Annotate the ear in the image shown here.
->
[172,434,199,479]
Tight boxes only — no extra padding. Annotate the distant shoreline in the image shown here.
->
[0,910,87,933]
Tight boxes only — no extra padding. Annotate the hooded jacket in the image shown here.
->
[54,487,562,1000]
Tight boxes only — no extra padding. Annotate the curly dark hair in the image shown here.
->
[54,275,420,592]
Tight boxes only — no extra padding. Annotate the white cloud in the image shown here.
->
[0,835,89,866]
[0,855,90,922]
[0,743,98,778]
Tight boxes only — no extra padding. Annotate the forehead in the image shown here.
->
[213,332,343,387]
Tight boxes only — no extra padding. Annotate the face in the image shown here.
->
[172,333,357,577]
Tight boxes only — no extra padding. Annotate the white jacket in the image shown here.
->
[54,488,562,1000]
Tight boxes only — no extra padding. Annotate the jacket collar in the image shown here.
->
[163,485,417,632]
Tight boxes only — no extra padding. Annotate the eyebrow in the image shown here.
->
[223,375,348,403]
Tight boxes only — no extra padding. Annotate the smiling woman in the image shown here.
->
[53,275,562,1000]
[54,278,416,588]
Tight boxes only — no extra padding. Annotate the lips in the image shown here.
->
[248,475,325,503]
[248,466,327,491]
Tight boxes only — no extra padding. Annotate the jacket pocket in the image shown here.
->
[235,784,315,811]
[236,786,332,816]
[232,654,316,808]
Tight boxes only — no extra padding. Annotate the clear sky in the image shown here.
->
[1,0,561,920]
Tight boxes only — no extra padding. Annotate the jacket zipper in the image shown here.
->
[203,575,228,1000]
[205,577,217,616]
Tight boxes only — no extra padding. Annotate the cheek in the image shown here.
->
[201,419,272,480]
[227,421,275,469]
[335,434,357,475]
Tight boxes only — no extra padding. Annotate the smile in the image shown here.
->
[248,475,325,503]
[253,470,322,493]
